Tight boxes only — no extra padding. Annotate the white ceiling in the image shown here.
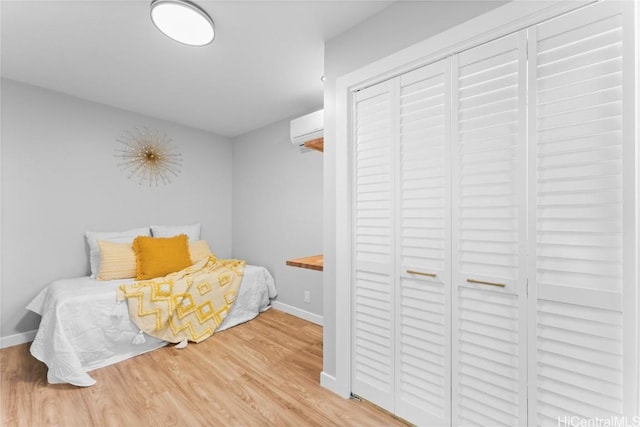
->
[1,0,393,137]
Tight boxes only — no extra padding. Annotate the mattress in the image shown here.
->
[27,264,277,387]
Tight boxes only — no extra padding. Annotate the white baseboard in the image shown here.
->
[320,371,350,398]
[271,301,323,326]
[0,330,37,349]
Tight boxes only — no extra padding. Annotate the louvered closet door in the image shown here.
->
[528,2,637,423]
[352,79,396,411]
[396,59,451,426]
[451,31,528,427]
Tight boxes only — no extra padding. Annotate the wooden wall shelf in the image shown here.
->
[286,255,323,271]
[303,137,324,152]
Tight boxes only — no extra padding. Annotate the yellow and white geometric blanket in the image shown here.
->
[116,255,245,343]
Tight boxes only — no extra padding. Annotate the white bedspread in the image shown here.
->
[27,265,277,387]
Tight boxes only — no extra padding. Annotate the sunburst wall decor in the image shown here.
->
[115,127,182,186]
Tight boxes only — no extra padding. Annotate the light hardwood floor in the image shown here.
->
[1,309,409,427]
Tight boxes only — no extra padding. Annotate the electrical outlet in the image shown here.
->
[304,291,311,303]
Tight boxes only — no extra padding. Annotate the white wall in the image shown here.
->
[322,0,506,384]
[0,79,233,340]
[232,114,323,322]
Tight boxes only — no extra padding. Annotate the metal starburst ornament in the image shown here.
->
[116,127,182,186]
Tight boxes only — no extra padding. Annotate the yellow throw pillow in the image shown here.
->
[97,240,137,280]
[189,240,214,263]
[133,234,192,280]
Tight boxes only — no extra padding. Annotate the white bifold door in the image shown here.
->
[350,1,636,425]
[527,2,636,423]
[451,31,528,427]
[352,58,452,427]
[352,78,396,412]
[396,60,451,425]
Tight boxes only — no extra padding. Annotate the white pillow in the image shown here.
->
[86,227,150,278]
[151,224,201,242]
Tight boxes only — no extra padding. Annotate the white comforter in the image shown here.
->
[27,265,277,387]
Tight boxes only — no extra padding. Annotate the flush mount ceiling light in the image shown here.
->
[150,0,214,46]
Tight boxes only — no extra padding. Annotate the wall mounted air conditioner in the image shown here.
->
[290,109,323,146]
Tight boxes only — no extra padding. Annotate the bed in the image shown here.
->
[27,264,276,387]
[27,224,278,387]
